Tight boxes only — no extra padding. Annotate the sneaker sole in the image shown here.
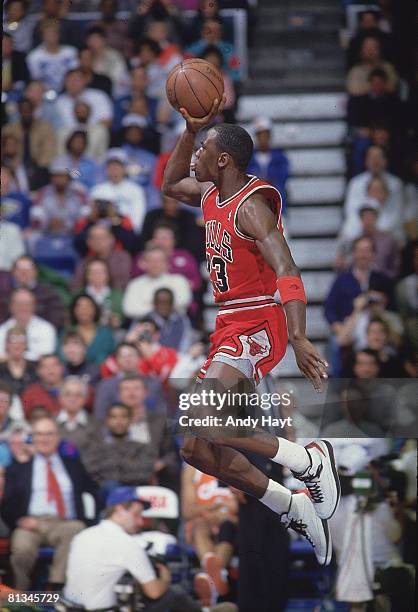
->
[194,573,215,607]
[320,518,332,566]
[319,439,341,520]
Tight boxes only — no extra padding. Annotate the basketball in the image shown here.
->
[166,59,225,118]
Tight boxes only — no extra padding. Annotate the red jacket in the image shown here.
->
[21,383,61,419]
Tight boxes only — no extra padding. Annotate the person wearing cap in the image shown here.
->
[30,160,88,235]
[335,197,400,278]
[247,117,289,214]
[64,486,237,612]
[121,114,160,210]
[95,148,147,233]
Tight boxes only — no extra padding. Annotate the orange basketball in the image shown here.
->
[166,59,225,118]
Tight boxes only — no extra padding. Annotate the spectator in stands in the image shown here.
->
[0,255,66,329]
[0,222,25,273]
[77,45,112,97]
[123,245,192,319]
[94,342,140,418]
[0,328,37,397]
[57,99,110,161]
[119,374,178,484]
[56,68,113,130]
[0,165,31,230]
[187,18,241,83]
[201,45,236,122]
[342,146,405,243]
[147,288,193,352]
[30,160,88,236]
[96,149,147,233]
[1,134,29,194]
[146,19,183,72]
[347,68,402,131]
[142,195,205,261]
[182,463,238,599]
[85,26,129,98]
[183,0,223,46]
[21,354,64,419]
[2,32,29,92]
[72,223,133,290]
[0,289,57,362]
[27,19,78,93]
[56,129,98,191]
[346,9,393,68]
[3,98,56,190]
[0,415,94,590]
[3,0,36,54]
[113,66,158,134]
[65,294,115,365]
[349,123,401,178]
[346,35,398,96]
[56,376,100,455]
[31,0,83,49]
[134,223,201,291]
[396,243,418,352]
[322,386,384,438]
[0,381,27,443]
[24,79,62,130]
[365,318,405,377]
[76,258,124,331]
[90,0,130,57]
[82,403,155,496]
[132,38,168,100]
[61,331,101,388]
[335,199,401,279]
[121,114,159,205]
[248,117,289,214]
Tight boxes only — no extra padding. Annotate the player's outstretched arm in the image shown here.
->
[162,95,226,206]
[237,194,329,391]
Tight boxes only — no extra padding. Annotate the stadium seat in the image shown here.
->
[33,236,79,278]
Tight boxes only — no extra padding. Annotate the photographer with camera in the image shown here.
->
[63,486,237,612]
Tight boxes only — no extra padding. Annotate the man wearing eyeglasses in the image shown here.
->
[0,415,96,590]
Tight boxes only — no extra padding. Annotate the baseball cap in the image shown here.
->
[90,183,117,203]
[121,113,148,129]
[49,159,70,175]
[359,197,380,214]
[253,117,273,134]
[105,486,151,509]
[105,148,129,166]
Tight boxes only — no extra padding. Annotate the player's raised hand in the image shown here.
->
[291,336,329,392]
[180,93,227,134]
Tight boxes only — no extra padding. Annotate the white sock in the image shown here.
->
[259,479,292,515]
[271,437,310,473]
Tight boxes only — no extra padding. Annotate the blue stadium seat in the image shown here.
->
[34,236,78,278]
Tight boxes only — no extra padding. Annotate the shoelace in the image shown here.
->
[301,463,325,503]
[287,518,315,548]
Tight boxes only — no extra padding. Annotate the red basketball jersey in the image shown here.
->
[202,175,283,304]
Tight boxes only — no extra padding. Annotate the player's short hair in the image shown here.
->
[211,123,254,171]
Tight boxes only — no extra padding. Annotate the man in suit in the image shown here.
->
[0,415,96,590]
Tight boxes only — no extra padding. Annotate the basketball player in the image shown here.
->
[162,97,340,566]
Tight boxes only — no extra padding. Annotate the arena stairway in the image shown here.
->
[202,0,347,378]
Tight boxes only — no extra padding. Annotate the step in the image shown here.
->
[287,206,342,235]
[301,271,335,302]
[241,120,346,148]
[250,59,345,80]
[258,5,342,20]
[287,149,345,175]
[250,47,344,73]
[287,176,346,204]
[242,77,346,95]
[290,238,338,268]
[238,93,346,121]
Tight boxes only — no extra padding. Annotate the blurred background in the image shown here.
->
[0,0,417,610]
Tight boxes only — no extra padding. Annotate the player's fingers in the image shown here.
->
[207,98,220,119]
[304,363,323,392]
[307,355,328,379]
[179,107,193,123]
[218,93,227,113]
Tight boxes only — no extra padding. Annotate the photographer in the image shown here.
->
[64,486,236,612]
[73,185,137,256]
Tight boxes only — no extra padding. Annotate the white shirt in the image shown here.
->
[96,179,147,233]
[64,520,156,609]
[28,453,76,519]
[0,316,57,361]
[56,410,88,432]
[56,88,113,129]
[123,273,192,319]
[341,171,405,243]
[0,221,25,271]
[27,45,78,92]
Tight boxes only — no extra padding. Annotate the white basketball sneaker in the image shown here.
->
[293,439,341,520]
[280,492,332,566]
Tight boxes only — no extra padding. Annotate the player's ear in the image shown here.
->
[218,152,229,168]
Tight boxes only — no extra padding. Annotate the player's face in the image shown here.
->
[194,132,219,182]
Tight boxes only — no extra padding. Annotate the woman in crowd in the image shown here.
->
[0,327,37,397]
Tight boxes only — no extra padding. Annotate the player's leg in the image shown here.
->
[196,361,340,520]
